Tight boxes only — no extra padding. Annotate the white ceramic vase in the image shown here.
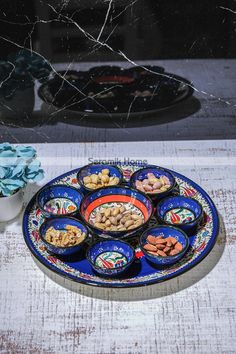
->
[0,189,24,222]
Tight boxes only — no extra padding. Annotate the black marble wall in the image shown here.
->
[0,0,235,62]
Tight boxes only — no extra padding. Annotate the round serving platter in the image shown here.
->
[38,66,194,119]
[22,164,219,288]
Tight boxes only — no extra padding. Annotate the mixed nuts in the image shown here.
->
[135,172,171,194]
[45,225,86,247]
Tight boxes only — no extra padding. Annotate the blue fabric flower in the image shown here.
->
[15,145,36,159]
[0,143,44,197]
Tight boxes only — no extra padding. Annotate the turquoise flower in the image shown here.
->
[0,143,44,197]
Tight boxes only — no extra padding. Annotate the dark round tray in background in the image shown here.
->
[38,65,194,118]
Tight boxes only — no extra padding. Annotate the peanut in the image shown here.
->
[110,216,118,226]
[104,208,111,218]
[101,174,110,183]
[109,176,119,186]
[90,174,99,184]
[125,220,134,228]
[94,222,105,229]
[102,168,109,175]
[134,219,143,227]
[131,214,140,221]
[160,186,167,192]
[105,219,111,227]
[91,204,144,232]
[83,176,91,184]
[83,168,120,189]
[143,184,153,192]
[95,214,102,223]
[112,207,120,216]
[120,206,126,213]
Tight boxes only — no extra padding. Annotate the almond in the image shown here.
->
[175,242,183,251]
[147,250,158,256]
[157,250,167,257]
[169,236,177,245]
[163,246,171,253]
[143,243,157,251]
[156,238,167,244]
[169,249,179,256]
[156,244,166,250]
[147,235,157,245]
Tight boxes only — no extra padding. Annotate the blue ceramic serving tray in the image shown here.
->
[22,164,219,288]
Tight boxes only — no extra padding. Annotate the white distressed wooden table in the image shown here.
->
[0,59,236,143]
[0,140,236,354]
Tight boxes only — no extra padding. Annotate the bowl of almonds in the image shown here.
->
[39,217,88,256]
[77,164,123,193]
[80,186,154,239]
[130,166,176,201]
[140,225,189,266]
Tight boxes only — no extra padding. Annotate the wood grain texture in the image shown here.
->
[0,140,236,354]
[0,59,236,143]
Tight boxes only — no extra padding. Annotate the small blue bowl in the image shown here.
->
[77,164,123,193]
[86,239,135,276]
[130,166,176,201]
[140,225,189,266]
[156,196,203,234]
[39,217,88,256]
[36,184,84,218]
[80,186,154,239]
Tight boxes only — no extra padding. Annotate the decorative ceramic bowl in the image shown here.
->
[79,186,154,239]
[156,196,203,233]
[36,184,84,218]
[130,166,176,201]
[77,164,123,194]
[39,217,88,256]
[86,239,135,276]
[140,225,189,266]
